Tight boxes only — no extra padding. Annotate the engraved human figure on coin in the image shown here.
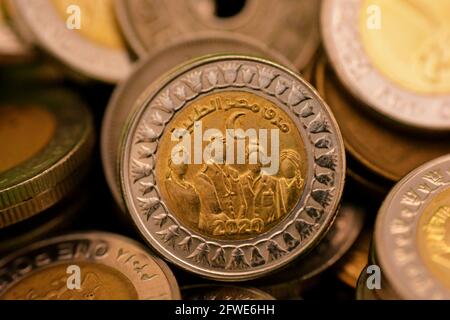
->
[121,56,345,280]
[156,91,308,240]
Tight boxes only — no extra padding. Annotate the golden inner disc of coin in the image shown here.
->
[2,262,138,300]
[417,188,450,290]
[0,105,56,173]
[359,0,450,94]
[51,0,124,49]
[156,91,308,240]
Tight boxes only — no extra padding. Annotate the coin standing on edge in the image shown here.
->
[120,55,345,281]
[322,0,450,131]
[0,88,94,229]
[116,0,320,70]
[101,32,294,209]
[375,155,450,299]
[0,232,181,300]
[183,285,275,300]
[7,0,131,83]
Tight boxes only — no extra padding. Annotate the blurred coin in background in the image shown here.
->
[183,285,275,300]
[116,0,320,70]
[0,232,181,300]
[120,55,345,280]
[0,88,94,228]
[375,154,450,299]
[7,0,131,83]
[322,0,450,131]
[0,0,32,63]
[255,201,365,298]
[101,32,294,210]
[314,55,450,184]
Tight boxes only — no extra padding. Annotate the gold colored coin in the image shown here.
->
[360,0,450,95]
[0,105,55,173]
[0,232,181,300]
[314,56,450,182]
[156,91,307,240]
[3,262,138,300]
[51,0,124,49]
[417,188,450,290]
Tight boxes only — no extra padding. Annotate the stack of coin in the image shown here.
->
[0,85,94,251]
[320,0,450,196]
[357,155,450,300]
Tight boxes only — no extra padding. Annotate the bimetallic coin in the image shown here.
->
[116,0,320,70]
[0,88,94,228]
[7,0,130,83]
[322,0,450,131]
[0,0,31,62]
[183,285,274,300]
[0,232,181,300]
[120,55,345,280]
[375,155,450,299]
[102,33,295,210]
[315,55,450,182]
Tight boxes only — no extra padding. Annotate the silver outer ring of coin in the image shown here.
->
[101,32,294,210]
[120,55,346,281]
[115,0,320,70]
[295,201,365,281]
[8,0,130,83]
[321,0,450,131]
[0,231,181,300]
[182,284,275,300]
[375,154,450,299]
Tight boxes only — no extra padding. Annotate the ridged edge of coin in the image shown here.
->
[0,106,94,212]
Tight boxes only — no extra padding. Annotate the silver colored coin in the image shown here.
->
[8,0,131,83]
[182,284,275,300]
[101,32,294,209]
[120,55,345,281]
[116,0,320,70]
[0,232,181,300]
[375,154,450,299]
[321,0,450,131]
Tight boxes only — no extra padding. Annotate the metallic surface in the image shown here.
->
[8,0,130,83]
[315,55,450,182]
[0,232,181,300]
[322,0,450,131]
[120,55,345,280]
[375,155,450,299]
[101,33,295,209]
[116,0,320,70]
[183,284,275,300]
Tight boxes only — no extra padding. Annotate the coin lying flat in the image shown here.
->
[255,201,364,298]
[120,55,345,280]
[375,155,450,299]
[7,0,130,83]
[116,0,320,70]
[0,232,181,300]
[0,88,94,228]
[322,0,450,131]
[183,285,274,300]
[101,32,294,210]
[315,55,450,182]
[0,0,31,63]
